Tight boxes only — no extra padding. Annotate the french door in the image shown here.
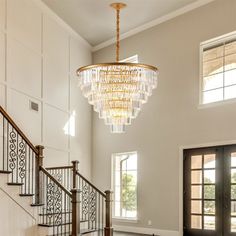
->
[184,145,236,236]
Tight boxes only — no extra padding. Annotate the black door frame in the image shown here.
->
[183,144,236,236]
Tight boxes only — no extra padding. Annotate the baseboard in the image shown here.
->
[113,225,180,236]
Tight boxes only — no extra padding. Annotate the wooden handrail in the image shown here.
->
[76,171,106,198]
[0,106,38,154]
[46,165,73,170]
[40,166,72,198]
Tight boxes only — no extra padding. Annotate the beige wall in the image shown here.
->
[92,0,236,233]
[0,0,92,178]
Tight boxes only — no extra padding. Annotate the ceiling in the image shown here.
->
[42,0,204,47]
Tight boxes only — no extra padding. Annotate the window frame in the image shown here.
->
[120,54,138,63]
[199,31,236,108]
[111,151,138,221]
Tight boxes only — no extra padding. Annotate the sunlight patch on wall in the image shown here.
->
[63,110,76,137]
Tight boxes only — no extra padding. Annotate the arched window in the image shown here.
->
[201,33,236,104]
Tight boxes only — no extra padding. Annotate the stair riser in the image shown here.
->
[43,224,72,236]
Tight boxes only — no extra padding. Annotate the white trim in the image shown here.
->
[120,55,139,63]
[111,151,138,220]
[200,31,236,48]
[178,139,236,235]
[113,217,138,223]
[113,225,180,236]
[199,43,204,105]
[32,0,91,50]
[92,0,215,52]
[198,97,236,109]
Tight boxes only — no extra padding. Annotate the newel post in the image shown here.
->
[71,160,79,189]
[71,189,80,236]
[35,145,44,204]
[105,190,113,236]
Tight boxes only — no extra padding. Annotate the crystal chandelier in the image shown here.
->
[77,3,158,133]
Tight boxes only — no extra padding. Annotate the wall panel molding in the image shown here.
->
[0,0,92,172]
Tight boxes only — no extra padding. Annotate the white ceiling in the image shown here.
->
[42,0,208,47]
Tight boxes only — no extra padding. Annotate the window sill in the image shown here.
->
[198,97,236,109]
[112,217,138,223]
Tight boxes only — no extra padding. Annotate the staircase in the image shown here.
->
[0,106,113,236]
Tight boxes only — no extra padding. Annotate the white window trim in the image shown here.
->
[112,217,138,223]
[111,151,138,221]
[120,55,138,63]
[198,31,236,109]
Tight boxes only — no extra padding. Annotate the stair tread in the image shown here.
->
[19,193,34,197]
[39,219,87,227]
[0,170,11,174]
[31,203,44,207]
[47,228,98,236]
[81,229,98,235]
[38,222,72,227]
[7,182,23,186]
[39,211,72,216]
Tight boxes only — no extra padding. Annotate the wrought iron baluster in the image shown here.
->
[18,137,26,187]
[9,126,17,182]
[16,133,18,183]
[2,117,5,171]
[24,145,27,194]
[7,121,9,172]
[102,197,105,234]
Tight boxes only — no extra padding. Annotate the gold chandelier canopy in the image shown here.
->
[77,2,158,133]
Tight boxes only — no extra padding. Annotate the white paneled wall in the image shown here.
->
[7,0,41,53]
[0,84,5,108]
[7,38,41,98]
[0,0,5,31]
[0,0,92,175]
[43,15,69,110]
[7,89,41,144]
[0,31,5,82]
[43,104,69,151]
[44,147,69,168]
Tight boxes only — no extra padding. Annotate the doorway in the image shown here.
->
[183,145,236,236]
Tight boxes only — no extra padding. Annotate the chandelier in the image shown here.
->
[77,3,158,133]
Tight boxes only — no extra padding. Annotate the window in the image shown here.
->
[112,152,137,219]
[200,32,236,105]
[120,55,138,63]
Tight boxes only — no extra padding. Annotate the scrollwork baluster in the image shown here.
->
[9,127,17,182]
[18,138,26,183]
[89,188,97,229]
[82,181,89,221]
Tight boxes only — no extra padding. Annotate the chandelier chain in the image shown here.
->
[116,8,120,62]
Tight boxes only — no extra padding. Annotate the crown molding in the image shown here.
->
[33,0,92,50]
[92,0,215,52]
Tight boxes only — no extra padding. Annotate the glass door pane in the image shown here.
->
[184,148,220,236]
[227,149,236,235]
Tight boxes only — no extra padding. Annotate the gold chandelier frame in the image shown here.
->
[77,62,158,73]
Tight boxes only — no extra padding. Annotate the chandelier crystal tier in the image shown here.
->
[77,2,159,133]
